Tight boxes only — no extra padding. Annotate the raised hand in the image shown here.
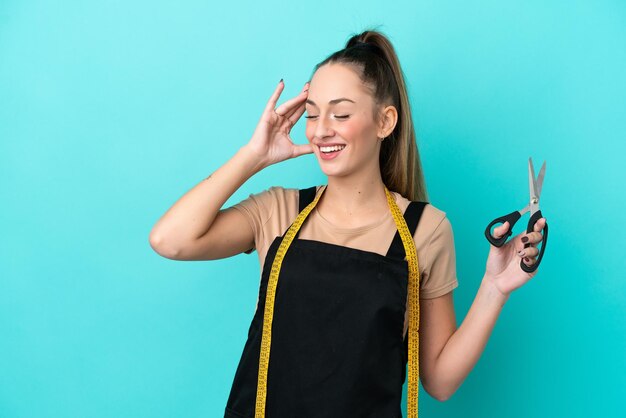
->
[484,217,547,297]
[245,80,314,168]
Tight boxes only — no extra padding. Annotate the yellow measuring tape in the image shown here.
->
[255,185,420,417]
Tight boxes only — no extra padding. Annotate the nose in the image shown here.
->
[312,117,336,140]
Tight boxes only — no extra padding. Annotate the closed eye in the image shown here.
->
[304,115,350,119]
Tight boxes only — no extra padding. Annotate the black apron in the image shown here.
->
[225,185,427,418]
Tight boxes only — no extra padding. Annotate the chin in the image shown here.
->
[318,165,348,178]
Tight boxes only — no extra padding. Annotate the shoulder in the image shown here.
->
[422,203,449,234]
[392,192,452,246]
[231,185,295,223]
[237,185,297,205]
[243,184,324,204]
[234,185,321,222]
[418,202,451,244]
[264,185,312,207]
[262,185,317,198]
[392,192,449,230]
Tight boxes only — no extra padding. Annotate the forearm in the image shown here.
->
[149,144,266,252]
[429,275,509,400]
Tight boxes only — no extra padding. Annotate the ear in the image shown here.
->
[377,105,398,139]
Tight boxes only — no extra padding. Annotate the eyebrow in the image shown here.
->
[305,98,356,107]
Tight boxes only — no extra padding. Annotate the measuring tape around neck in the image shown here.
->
[255,185,420,417]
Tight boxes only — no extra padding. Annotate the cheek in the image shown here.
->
[339,119,378,149]
[339,120,366,140]
[304,118,373,143]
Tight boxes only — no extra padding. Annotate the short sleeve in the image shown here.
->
[419,215,459,299]
[230,188,276,255]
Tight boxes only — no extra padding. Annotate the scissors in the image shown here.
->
[484,157,548,273]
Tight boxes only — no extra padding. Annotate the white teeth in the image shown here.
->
[320,145,346,153]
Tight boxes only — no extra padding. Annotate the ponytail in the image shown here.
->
[310,28,428,202]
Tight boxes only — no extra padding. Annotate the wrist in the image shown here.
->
[238,144,269,175]
[481,275,511,306]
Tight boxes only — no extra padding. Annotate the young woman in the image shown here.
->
[149,29,546,418]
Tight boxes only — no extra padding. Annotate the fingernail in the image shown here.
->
[279,78,283,83]
[521,236,528,243]
[518,250,525,256]
[524,257,530,262]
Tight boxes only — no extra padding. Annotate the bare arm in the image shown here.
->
[420,279,508,402]
[148,79,313,260]
[148,145,266,260]
[420,218,546,401]
[418,291,457,401]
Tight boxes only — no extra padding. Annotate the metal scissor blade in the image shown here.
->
[536,160,546,198]
[528,158,539,213]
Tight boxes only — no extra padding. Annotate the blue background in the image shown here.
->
[1,1,624,417]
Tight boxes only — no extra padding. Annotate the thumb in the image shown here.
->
[492,221,509,238]
[292,143,314,157]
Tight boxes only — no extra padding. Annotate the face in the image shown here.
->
[304,63,383,178]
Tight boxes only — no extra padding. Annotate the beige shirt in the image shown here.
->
[231,185,459,337]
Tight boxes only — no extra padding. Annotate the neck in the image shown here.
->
[317,168,390,226]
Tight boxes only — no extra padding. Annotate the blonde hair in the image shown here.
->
[310,28,428,202]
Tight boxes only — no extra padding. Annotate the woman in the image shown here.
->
[149,29,546,418]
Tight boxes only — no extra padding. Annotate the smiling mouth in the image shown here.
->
[319,144,346,154]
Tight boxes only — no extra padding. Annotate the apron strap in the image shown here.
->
[386,201,428,260]
[298,185,318,212]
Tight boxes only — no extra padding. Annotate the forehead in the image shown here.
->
[307,63,371,105]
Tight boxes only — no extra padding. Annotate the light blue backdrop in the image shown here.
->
[1,1,624,417]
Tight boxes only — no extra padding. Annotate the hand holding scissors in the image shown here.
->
[485,158,548,273]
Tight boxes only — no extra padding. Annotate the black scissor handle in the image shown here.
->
[520,210,548,273]
[485,210,522,247]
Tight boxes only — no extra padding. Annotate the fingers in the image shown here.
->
[534,217,547,233]
[275,81,310,117]
[517,242,539,267]
[518,217,546,266]
[522,256,536,267]
[284,82,309,122]
[521,217,546,244]
[264,79,286,115]
[287,101,307,125]
[517,245,538,258]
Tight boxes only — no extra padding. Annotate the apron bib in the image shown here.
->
[225,185,427,418]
